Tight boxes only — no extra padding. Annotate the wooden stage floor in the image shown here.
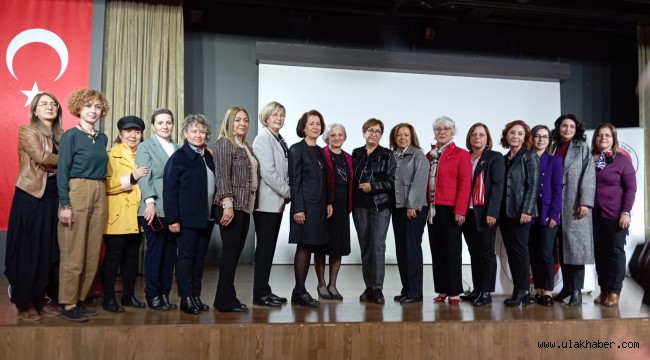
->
[1,265,650,359]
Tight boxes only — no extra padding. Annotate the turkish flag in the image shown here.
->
[0,0,93,229]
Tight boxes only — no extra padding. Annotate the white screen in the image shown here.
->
[258,64,561,265]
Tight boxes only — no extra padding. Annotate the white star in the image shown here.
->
[21,82,41,106]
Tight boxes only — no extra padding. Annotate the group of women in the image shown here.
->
[4,88,637,321]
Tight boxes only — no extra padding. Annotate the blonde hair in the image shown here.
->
[218,106,250,146]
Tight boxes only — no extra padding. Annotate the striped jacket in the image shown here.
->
[211,137,260,211]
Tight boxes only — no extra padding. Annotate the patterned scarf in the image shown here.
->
[427,143,449,222]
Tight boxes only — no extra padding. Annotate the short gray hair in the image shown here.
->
[433,116,457,136]
[182,114,212,140]
[321,123,347,144]
[259,101,286,127]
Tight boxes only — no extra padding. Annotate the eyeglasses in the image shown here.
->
[365,129,383,135]
[533,134,549,140]
[38,102,59,108]
[434,127,452,133]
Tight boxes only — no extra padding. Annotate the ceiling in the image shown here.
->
[189,0,650,34]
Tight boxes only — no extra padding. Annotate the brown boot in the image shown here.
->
[603,293,620,307]
[594,291,608,305]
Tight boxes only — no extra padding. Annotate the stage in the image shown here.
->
[1,265,649,359]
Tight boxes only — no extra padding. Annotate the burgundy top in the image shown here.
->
[554,140,571,159]
[594,154,636,220]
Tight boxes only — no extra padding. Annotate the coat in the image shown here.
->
[105,143,141,235]
[502,147,540,219]
[393,146,429,211]
[426,142,472,216]
[163,142,216,229]
[210,137,260,211]
[251,127,290,213]
[288,139,330,245]
[351,145,396,210]
[555,139,595,265]
[532,153,563,226]
[469,150,504,231]
[135,135,179,218]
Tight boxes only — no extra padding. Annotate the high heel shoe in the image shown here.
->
[317,286,332,300]
[504,290,530,307]
[180,297,200,314]
[460,289,479,302]
[473,292,492,306]
[553,288,571,302]
[568,290,582,306]
[537,295,554,307]
[433,294,448,303]
[448,297,460,305]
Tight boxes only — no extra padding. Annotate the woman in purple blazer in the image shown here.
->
[529,125,563,307]
[591,123,636,307]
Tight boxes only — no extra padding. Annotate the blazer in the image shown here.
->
[554,139,595,264]
[532,153,563,226]
[163,142,215,229]
[135,135,179,218]
[426,142,472,216]
[210,137,260,211]
[502,147,540,218]
[105,143,141,235]
[469,150,504,231]
[393,146,428,210]
[289,139,330,214]
[14,124,58,198]
[351,145,396,210]
[251,127,290,213]
[323,146,354,213]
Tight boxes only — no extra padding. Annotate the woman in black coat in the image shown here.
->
[460,123,504,306]
[288,110,333,307]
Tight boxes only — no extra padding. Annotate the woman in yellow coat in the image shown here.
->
[102,116,149,313]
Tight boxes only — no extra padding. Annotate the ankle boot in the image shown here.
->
[473,292,492,306]
[192,296,210,311]
[161,294,177,310]
[568,290,582,306]
[180,297,200,314]
[504,290,530,307]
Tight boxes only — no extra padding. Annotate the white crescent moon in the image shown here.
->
[6,28,68,81]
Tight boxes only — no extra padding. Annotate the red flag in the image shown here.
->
[0,0,93,229]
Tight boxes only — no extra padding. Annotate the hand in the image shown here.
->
[359,183,372,193]
[132,166,149,181]
[520,213,532,224]
[59,209,73,226]
[576,205,589,219]
[326,205,333,218]
[143,203,159,224]
[220,207,234,226]
[293,212,306,224]
[427,206,436,224]
[455,214,465,226]
[547,218,557,228]
[168,223,180,233]
[619,212,631,229]
[407,208,417,219]
[486,216,496,227]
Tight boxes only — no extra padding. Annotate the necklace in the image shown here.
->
[77,125,98,144]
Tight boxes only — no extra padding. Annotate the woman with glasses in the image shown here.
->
[352,119,396,304]
[5,93,63,321]
[427,116,472,305]
[57,88,110,322]
[528,125,563,307]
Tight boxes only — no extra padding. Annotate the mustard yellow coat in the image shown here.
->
[105,143,141,234]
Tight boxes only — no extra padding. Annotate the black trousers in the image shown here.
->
[214,208,249,311]
[557,225,585,291]
[176,224,213,298]
[462,209,497,292]
[102,233,143,299]
[428,205,463,296]
[593,213,626,293]
[252,211,283,299]
[392,206,427,299]
[529,224,557,291]
[499,217,531,291]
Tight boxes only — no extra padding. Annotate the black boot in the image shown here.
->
[568,290,582,306]
[180,297,200,314]
[553,288,571,302]
[121,295,146,308]
[102,297,125,313]
[473,292,492,306]
[192,296,210,311]
[460,289,480,302]
[146,295,170,311]
[504,290,530,307]
[161,294,177,310]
